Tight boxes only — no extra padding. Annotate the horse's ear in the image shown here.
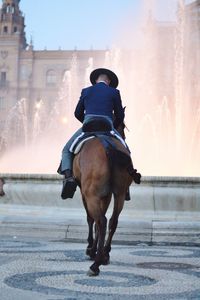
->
[123,106,126,112]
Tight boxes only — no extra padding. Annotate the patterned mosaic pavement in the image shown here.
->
[0,235,200,300]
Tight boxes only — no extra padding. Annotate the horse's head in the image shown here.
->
[115,121,126,140]
[113,107,126,140]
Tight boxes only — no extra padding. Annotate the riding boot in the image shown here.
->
[132,169,141,184]
[0,178,5,196]
[61,169,77,200]
[127,165,141,184]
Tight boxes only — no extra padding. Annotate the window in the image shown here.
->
[1,72,6,86]
[0,96,6,109]
[46,70,56,86]
[3,26,8,33]
[62,69,69,82]
[12,5,15,13]
[13,26,17,33]
[0,121,5,130]
[20,65,29,80]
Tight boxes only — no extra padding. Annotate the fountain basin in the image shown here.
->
[0,174,200,213]
[0,174,200,245]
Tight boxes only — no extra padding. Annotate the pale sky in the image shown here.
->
[18,0,192,51]
[20,0,141,50]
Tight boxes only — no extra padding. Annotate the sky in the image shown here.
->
[18,0,193,51]
[20,0,141,50]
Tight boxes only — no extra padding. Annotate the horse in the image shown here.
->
[73,118,133,276]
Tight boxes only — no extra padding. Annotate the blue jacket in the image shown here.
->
[74,82,125,124]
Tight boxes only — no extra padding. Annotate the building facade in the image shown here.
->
[0,0,199,159]
[0,0,106,137]
[185,0,200,104]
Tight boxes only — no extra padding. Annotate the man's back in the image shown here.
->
[75,82,124,123]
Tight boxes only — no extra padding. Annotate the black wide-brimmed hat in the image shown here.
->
[90,68,119,88]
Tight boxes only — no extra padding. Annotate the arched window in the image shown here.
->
[46,70,56,86]
[12,4,15,14]
[0,71,7,87]
[61,69,69,82]
[3,26,8,33]
[0,96,6,109]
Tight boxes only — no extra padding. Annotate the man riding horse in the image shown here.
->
[57,68,141,199]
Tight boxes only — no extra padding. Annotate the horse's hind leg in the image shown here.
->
[88,214,107,276]
[88,194,112,263]
[104,194,125,263]
[82,197,96,259]
[86,198,107,276]
[86,215,96,259]
[87,222,99,261]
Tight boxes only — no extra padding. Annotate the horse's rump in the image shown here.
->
[73,138,110,197]
[73,136,132,197]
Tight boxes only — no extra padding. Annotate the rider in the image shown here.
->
[57,68,141,199]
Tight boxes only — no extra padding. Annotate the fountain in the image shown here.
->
[0,0,199,227]
[109,0,200,177]
[0,0,199,177]
[0,1,199,251]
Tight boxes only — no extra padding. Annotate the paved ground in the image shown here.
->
[1,204,200,246]
[0,234,200,300]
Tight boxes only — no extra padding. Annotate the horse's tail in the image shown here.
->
[109,147,132,169]
[97,135,132,170]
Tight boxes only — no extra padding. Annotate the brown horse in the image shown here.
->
[73,121,133,276]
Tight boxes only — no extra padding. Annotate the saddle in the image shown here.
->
[82,116,112,132]
[70,117,127,154]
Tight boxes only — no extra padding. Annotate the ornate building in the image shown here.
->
[0,0,199,174]
[0,0,105,137]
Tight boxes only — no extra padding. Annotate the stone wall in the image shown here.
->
[0,174,200,213]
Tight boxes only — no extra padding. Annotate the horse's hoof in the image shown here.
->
[87,267,100,276]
